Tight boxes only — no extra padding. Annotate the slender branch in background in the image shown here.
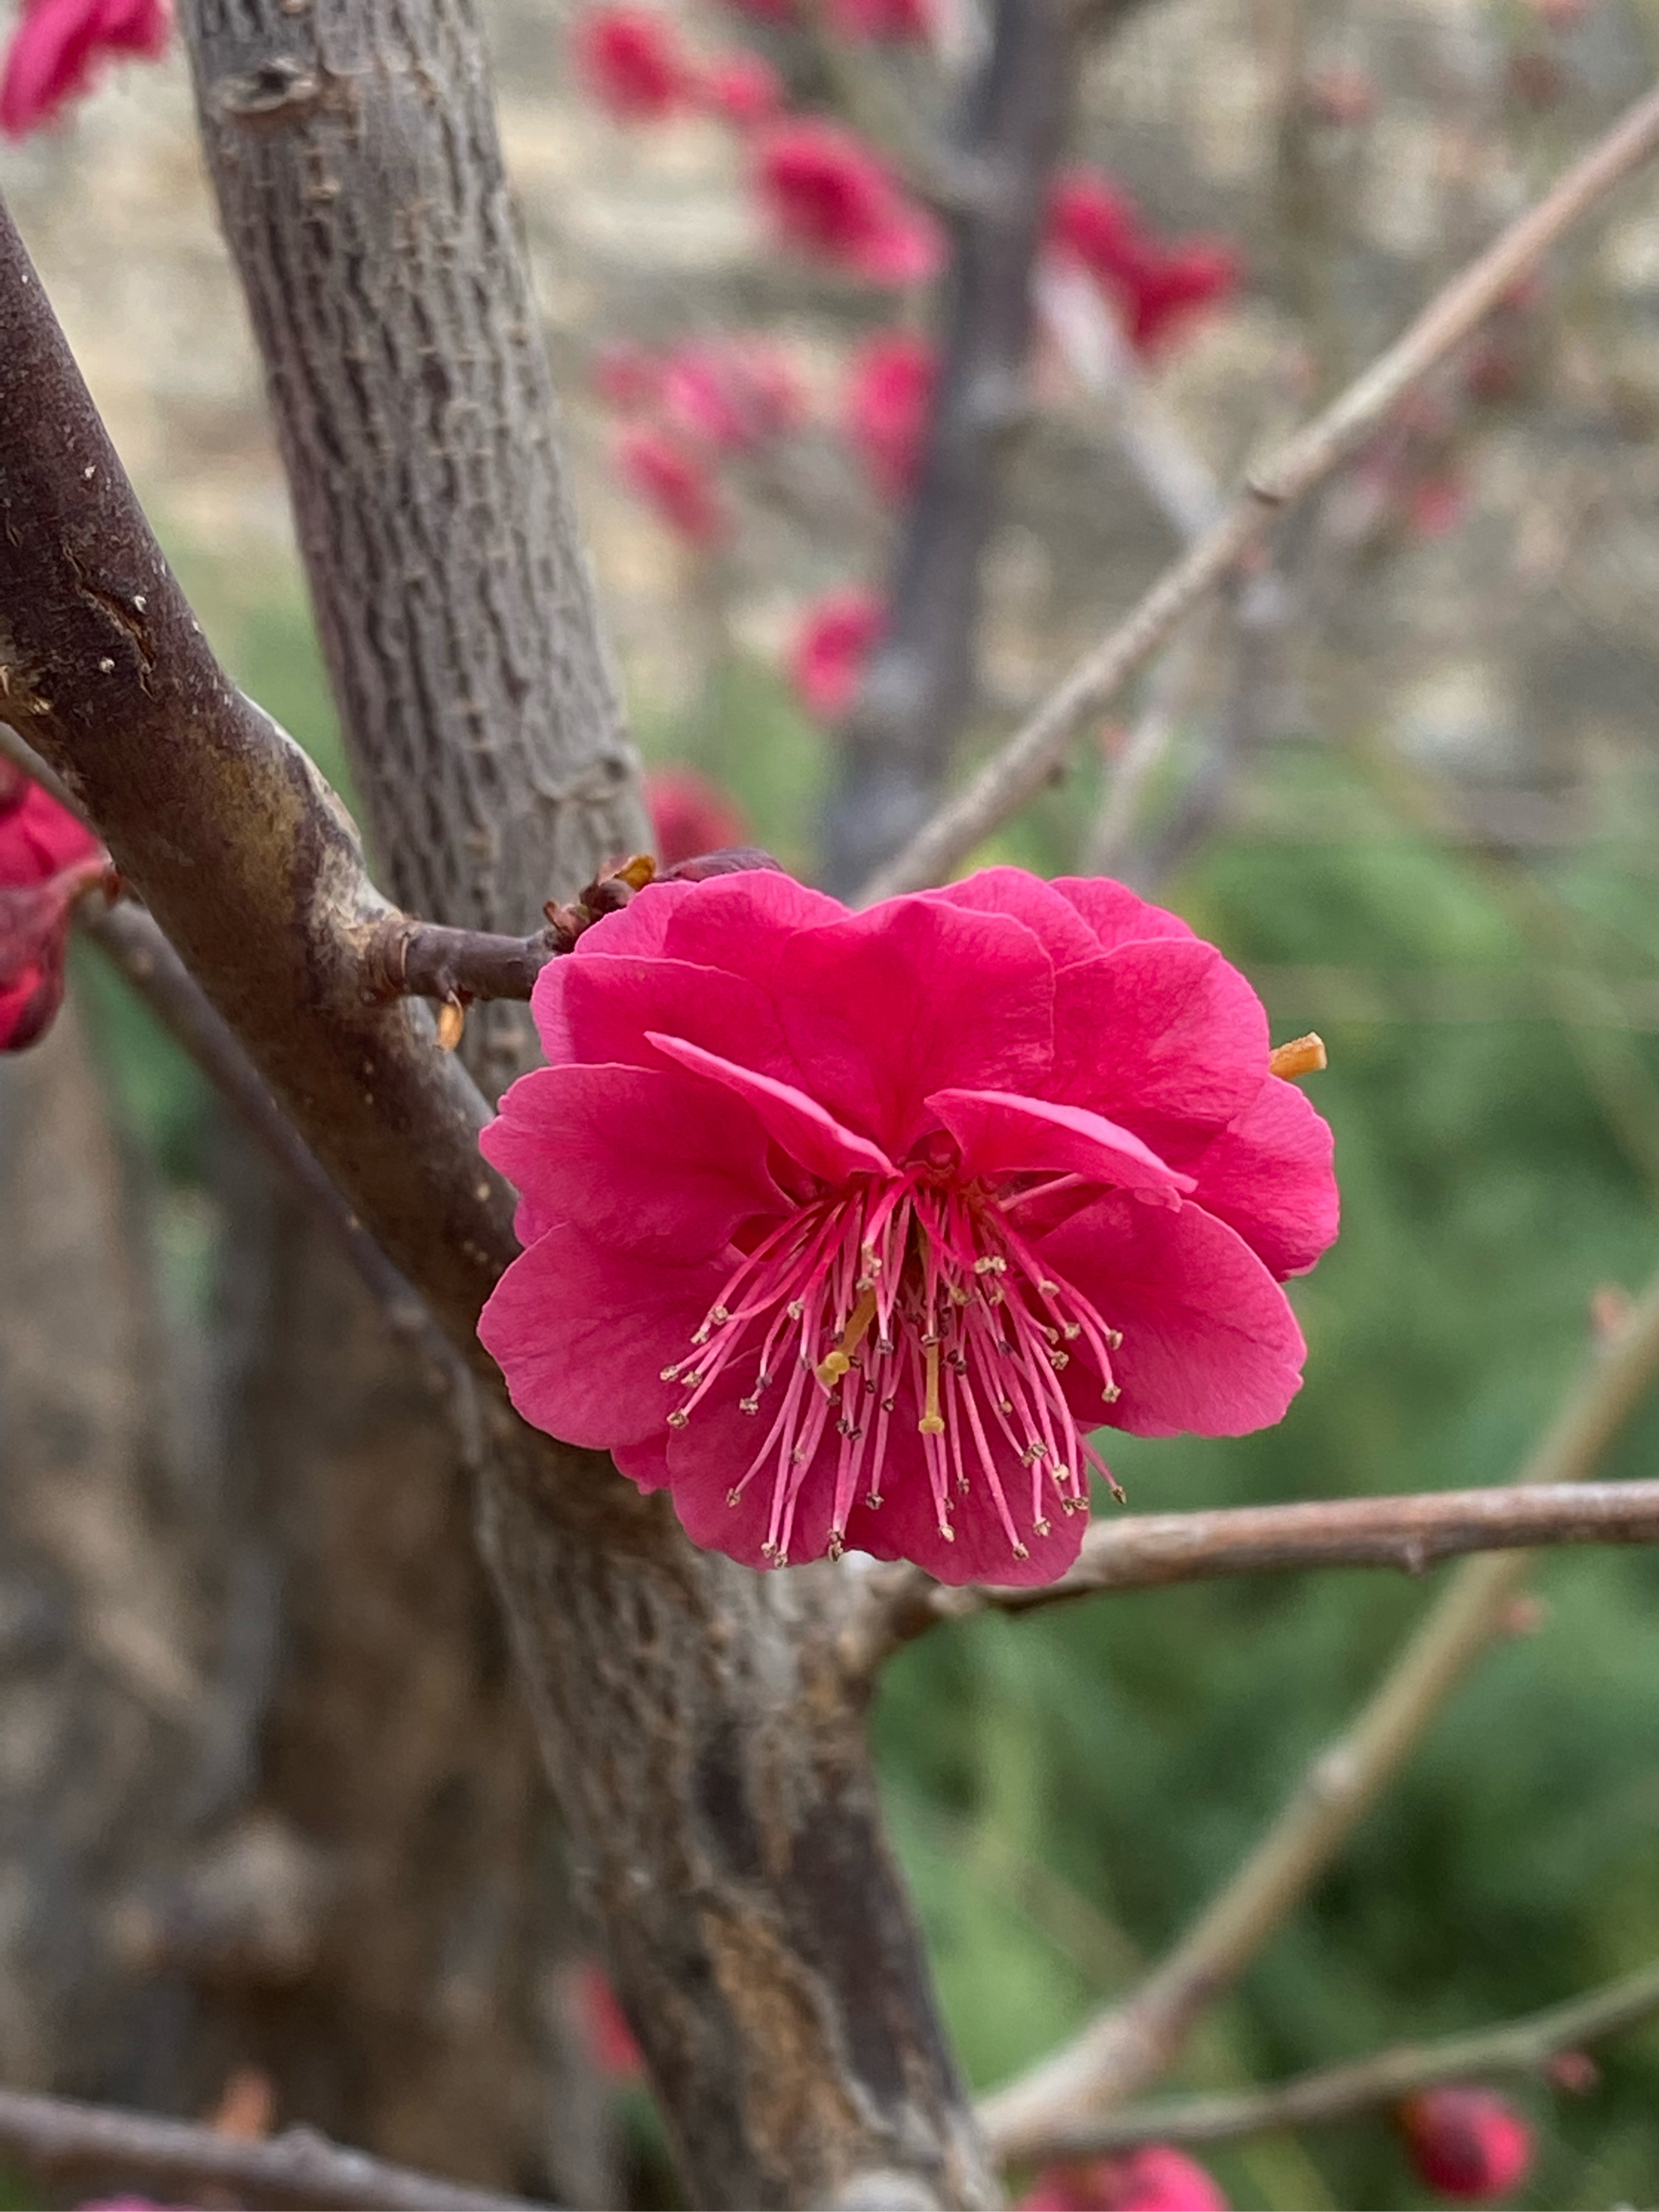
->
[855,1479,1659,1658]
[0,2085,545,2212]
[1022,1956,1659,2160]
[860,77,1659,901]
[820,0,1077,895]
[977,1267,1659,2160]
[80,899,465,1396]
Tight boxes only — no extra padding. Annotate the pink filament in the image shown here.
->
[666,1166,1123,1566]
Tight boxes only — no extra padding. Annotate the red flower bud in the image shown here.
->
[615,426,727,546]
[1020,2146,1228,2210]
[572,5,690,122]
[0,767,107,1052]
[844,331,935,503]
[790,586,884,721]
[0,0,168,139]
[1399,2087,1535,2202]
[645,766,749,867]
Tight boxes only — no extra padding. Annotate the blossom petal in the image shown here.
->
[850,1460,1090,1587]
[774,896,1055,1155]
[1048,875,1195,951]
[563,876,703,960]
[1051,938,1269,1161]
[926,1087,1193,1200]
[1190,1075,1338,1279]
[926,867,1102,964]
[481,1062,786,1256]
[479,1230,729,1450]
[646,1030,896,1185]
[658,866,847,978]
[663,1389,839,1569]
[1036,1195,1306,1436]
[535,954,798,1085]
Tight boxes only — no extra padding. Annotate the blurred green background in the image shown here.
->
[78,539,1659,2212]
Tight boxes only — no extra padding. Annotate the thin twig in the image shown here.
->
[976,1268,1659,2160]
[0,2084,547,2212]
[1022,1957,1659,2159]
[859,77,1659,902]
[860,1479,1659,1651]
[82,899,466,1396]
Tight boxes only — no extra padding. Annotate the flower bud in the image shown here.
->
[1019,2148,1228,2210]
[1398,2086,1534,2202]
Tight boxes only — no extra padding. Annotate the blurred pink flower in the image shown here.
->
[755,119,942,285]
[0,764,107,1051]
[1021,2147,1229,2210]
[824,0,932,38]
[660,340,803,455]
[615,426,727,546]
[1047,168,1238,357]
[790,586,883,719]
[1399,2088,1534,2203]
[1021,2148,1228,2210]
[844,330,935,503]
[0,0,167,138]
[645,766,749,865]
[717,0,794,18]
[479,866,1333,1581]
[699,47,784,128]
[573,5,690,121]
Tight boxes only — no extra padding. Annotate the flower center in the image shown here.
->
[659,1169,1126,1568]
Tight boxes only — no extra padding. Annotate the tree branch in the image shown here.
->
[854,1479,1659,1655]
[0,2085,544,2212]
[1019,1957,1659,2159]
[976,1267,1659,2161]
[860,76,1659,902]
[820,0,1078,894]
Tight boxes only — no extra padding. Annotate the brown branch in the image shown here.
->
[820,0,1078,894]
[859,76,1659,902]
[0,2084,546,2211]
[1019,1957,1659,2160]
[976,1267,1659,2161]
[81,898,465,1394]
[857,1479,1659,1654]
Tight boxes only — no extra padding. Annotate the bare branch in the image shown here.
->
[860,77,1659,902]
[858,1479,1659,1653]
[977,1267,1659,2160]
[0,2084,545,2212]
[1022,1957,1659,2160]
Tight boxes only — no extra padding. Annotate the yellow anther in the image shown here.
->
[815,1286,878,1388]
[1268,1032,1327,1081]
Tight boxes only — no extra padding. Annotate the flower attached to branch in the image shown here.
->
[844,331,936,503]
[0,764,109,1049]
[754,118,943,285]
[1021,2146,1229,2210]
[0,0,167,137]
[572,5,691,122]
[1398,2087,1535,2203]
[790,586,885,720]
[479,868,1336,1585]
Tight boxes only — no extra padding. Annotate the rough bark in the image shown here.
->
[7,2,995,2199]
[821,0,1075,896]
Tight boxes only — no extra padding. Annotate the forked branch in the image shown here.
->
[1019,1956,1659,2160]
[977,1268,1659,2160]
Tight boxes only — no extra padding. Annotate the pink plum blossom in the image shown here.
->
[1021,2147,1229,2210]
[844,331,936,503]
[572,6,690,122]
[0,764,108,1051]
[1047,168,1238,357]
[479,867,1336,1584]
[645,766,749,865]
[754,119,942,285]
[790,586,884,720]
[615,426,727,546]
[1399,2088,1535,2203]
[0,0,168,138]
[659,340,803,454]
